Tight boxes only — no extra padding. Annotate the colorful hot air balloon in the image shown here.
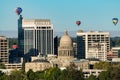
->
[15,7,22,15]
[76,21,81,26]
[112,18,118,26]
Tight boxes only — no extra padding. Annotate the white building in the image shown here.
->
[22,19,54,60]
[87,43,107,61]
[77,30,110,61]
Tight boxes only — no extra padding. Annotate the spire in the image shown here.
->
[19,15,23,20]
[64,30,68,35]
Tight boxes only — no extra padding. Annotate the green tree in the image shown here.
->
[0,71,9,80]
[0,75,9,80]
[27,69,35,80]
[0,63,6,69]
[7,38,18,48]
[44,67,61,80]
[59,63,84,80]
[9,70,27,80]
[109,66,120,80]
[58,69,71,80]
[94,62,110,70]
[98,71,109,80]
[34,71,45,80]
[87,74,98,80]
[21,61,25,72]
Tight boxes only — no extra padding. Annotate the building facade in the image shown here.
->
[112,47,120,57]
[0,36,8,63]
[25,59,53,72]
[5,63,22,70]
[18,15,24,57]
[87,42,107,61]
[77,30,110,61]
[73,42,77,57]
[22,19,54,60]
[58,31,74,59]
[54,36,58,55]
[107,49,118,61]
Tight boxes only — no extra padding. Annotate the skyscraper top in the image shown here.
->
[22,19,52,27]
[22,19,50,23]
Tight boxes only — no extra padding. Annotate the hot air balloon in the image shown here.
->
[15,7,22,15]
[76,21,81,26]
[112,18,118,26]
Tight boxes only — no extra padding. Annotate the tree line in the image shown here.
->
[0,62,120,80]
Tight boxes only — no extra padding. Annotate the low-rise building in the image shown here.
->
[25,59,53,72]
[0,69,14,75]
[107,49,118,61]
[72,59,89,69]
[5,63,22,70]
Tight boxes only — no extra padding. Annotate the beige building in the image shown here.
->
[72,59,89,69]
[5,63,22,70]
[25,59,53,72]
[57,30,75,67]
[0,36,8,63]
[58,30,74,59]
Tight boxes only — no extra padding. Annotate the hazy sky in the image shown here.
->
[1,0,120,32]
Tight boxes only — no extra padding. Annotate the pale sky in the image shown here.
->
[1,0,120,32]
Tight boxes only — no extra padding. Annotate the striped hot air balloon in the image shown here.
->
[76,21,81,26]
[15,7,22,15]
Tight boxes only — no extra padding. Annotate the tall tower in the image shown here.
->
[22,19,54,60]
[77,30,110,61]
[18,15,24,57]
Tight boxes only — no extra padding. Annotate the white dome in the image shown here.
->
[60,31,72,47]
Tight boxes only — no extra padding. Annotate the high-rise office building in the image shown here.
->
[54,36,58,55]
[22,19,54,59]
[0,36,8,63]
[77,30,110,61]
[18,15,24,57]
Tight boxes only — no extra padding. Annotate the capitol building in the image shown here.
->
[58,30,74,59]
[25,30,76,72]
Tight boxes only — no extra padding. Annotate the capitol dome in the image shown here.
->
[58,30,74,59]
[60,30,72,47]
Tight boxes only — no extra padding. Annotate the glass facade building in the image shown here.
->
[18,15,24,57]
[22,19,54,58]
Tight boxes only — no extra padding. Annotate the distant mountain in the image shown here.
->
[0,30,17,38]
[0,30,120,38]
[54,30,120,37]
